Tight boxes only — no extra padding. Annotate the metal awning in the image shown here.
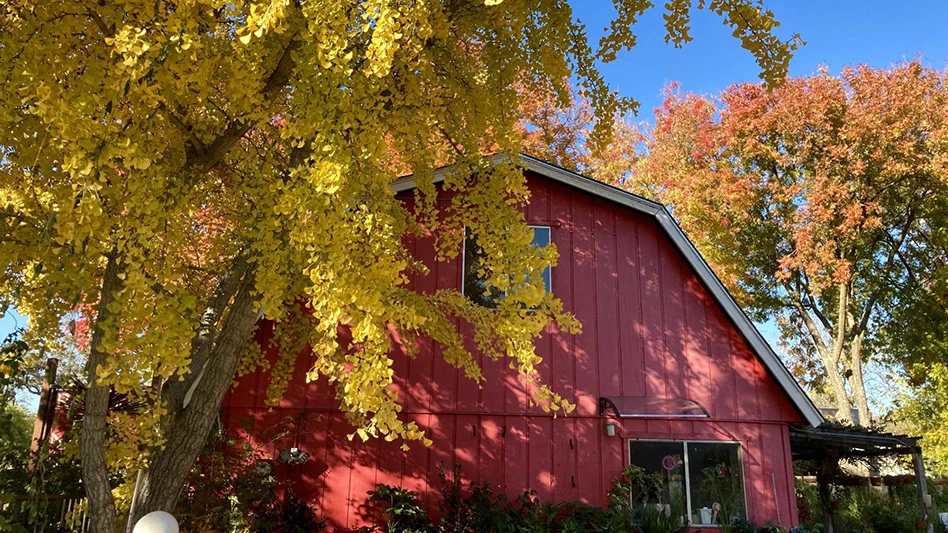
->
[598,396,710,419]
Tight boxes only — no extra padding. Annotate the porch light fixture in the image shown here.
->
[604,421,617,437]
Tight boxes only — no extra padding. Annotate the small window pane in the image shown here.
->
[687,442,745,526]
[529,226,552,293]
[462,226,551,307]
[628,441,687,526]
[463,229,503,308]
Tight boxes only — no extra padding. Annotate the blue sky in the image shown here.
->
[571,1,948,121]
[4,2,940,409]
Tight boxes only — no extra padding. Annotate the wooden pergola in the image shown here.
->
[790,425,932,533]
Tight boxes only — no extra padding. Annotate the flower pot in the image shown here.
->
[700,507,713,524]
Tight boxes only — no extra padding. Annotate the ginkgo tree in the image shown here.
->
[0,0,798,530]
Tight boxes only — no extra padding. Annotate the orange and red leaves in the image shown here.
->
[638,61,948,302]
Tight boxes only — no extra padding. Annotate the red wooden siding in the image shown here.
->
[222,171,804,531]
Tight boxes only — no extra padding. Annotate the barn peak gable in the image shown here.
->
[392,154,823,427]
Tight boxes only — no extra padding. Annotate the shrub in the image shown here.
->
[728,515,758,533]
[367,484,433,533]
[756,521,787,533]
[174,426,326,532]
[634,506,680,533]
[794,481,930,533]
[369,463,678,533]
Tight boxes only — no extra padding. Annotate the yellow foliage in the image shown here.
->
[0,0,793,465]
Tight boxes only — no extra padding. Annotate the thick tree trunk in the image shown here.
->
[786,282,856,425]
[127,274,259,526]
[82,254,123,533]
[825,362,853,425]
[849,333,871,427]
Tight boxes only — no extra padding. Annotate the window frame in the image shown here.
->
[460,225,552,307]
[627,438,747,528]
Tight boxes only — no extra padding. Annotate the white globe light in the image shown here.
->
[132,511,179,533]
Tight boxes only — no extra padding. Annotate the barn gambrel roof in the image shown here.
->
[392,154,824,427]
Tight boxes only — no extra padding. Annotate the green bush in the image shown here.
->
[634,506,680,533]
[174,427,326,533]
[368,463,675,533]
[794,481,930,533]
[367,484,434,533]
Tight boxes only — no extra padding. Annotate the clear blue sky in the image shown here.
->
[571,0,948,121]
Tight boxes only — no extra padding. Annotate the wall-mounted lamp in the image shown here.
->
[604,421,616,437]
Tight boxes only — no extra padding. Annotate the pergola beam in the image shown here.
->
[790,425,931,533]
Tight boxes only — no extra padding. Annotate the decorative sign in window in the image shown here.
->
[628,439,745,527]
[462,226,551,307]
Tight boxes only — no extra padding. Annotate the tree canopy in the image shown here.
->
[631,63,948,428]
[0,0,800,528]
[523,60,948,469]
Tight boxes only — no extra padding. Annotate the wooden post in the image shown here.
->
[912,451,934,533]
[818,457,836,533]
[27,358,58,473]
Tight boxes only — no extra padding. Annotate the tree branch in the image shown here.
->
[85,8,115,39]
[159,103,206,156]
[185,34,300,173]
[783,281,832,361]
[798,271,833,331]
[163,253,249,414]
[853,211,916,337]
[830,281,849,367]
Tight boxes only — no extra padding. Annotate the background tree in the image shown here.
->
[628,62,948,427]
[0,333,33,495]
[517,80,642,185]
[0,0,799,529]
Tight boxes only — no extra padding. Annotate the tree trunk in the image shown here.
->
[82,254,123,533]
[127,274,259,526]
[848,333,871,427]
[825,359,853,424]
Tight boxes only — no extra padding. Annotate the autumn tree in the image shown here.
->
[518,80,643,185]
[0,0,799,530]
[629,63,948,428]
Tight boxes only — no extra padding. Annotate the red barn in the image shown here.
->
[222,156,823,531]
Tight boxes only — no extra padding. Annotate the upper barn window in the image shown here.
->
[462,226,551,307]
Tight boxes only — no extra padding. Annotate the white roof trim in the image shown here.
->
[392,154,824,427]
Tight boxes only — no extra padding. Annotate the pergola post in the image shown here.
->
[912,451,933,533]
[27,358,58,473]
[818,457,837,533]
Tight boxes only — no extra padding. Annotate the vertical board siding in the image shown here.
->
[570,192,599,418]
[551,417,578,503]
[222,172,805,530]
[528,417,554,501]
